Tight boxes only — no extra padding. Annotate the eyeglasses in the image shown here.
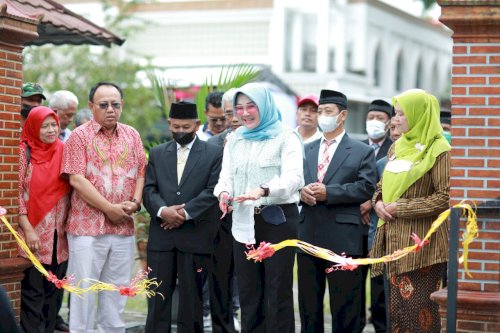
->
[208,116,226,123]
[235,103,258,116]
[94,102,121,110]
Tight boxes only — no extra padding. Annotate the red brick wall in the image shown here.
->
[1,8,41,322]
[450,42,500,293]
[0,42,24,321]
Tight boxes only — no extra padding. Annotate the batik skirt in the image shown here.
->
[388,263,446,333]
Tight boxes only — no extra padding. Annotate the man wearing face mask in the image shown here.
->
[440,108,452,144]
[363,99,393,160]
[20,82,46,128]
[143,101,223,332]
[298,89,377,333]
[359,99,393,331]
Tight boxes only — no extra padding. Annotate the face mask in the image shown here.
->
[318,113,341,133]
[21,104,34,118]
[442,131,451,144]
[173,131,195,145]
[366,120,388,140]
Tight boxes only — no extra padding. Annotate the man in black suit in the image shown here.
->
[363,99,393,161]
[207,89,241,333]
[360,99,393,331]
[143,102,223,333]
[298,89,377,333]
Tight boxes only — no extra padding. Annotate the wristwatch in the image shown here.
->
[260,184,270,197]
[131,198,141,213]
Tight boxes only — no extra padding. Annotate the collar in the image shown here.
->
[369,136,387,147]
[321,130,345,144]
[176,137,196,150]
[90,119,122,136]
[295,127,321,135]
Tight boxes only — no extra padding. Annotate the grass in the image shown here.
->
[125,294,148,313]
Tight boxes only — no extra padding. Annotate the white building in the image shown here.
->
[60,0,452,134]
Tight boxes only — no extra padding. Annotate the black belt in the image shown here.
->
[254,203,295,215]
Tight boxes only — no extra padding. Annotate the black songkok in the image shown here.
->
[368,99,393,118]
[319,89,348,109]
[440,108,451,125]
[169,101,198,119]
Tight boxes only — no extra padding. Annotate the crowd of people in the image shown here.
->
[8,80,452,333]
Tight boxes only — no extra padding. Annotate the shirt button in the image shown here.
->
[176,192,181,195]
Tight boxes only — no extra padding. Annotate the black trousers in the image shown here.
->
[208,215,238,333]
[297,253,362,333]
[370,274,387,333]
[20,262,65,333]
[359,234,369,332]
[20,232,65,333]
[233,204,298,333]
[146,249,210,333]
[55,260,68,326]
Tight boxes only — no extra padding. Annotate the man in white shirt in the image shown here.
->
[294,95,322,144]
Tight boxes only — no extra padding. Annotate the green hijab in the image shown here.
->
[379,89,451,226]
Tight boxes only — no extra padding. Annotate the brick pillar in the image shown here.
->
[0,4,39,320]
[431,1,500,332]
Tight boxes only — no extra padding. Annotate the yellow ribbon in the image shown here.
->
[0,209,162,297]
[247,202,478,277]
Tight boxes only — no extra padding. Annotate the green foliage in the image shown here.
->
[419,0,436,11]
[148,72,168,116]
[22,0,164,142]
[194,64,259,123]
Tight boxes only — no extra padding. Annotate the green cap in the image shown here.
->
[21,82,46,100]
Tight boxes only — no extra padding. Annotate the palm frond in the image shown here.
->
[195,64,259,122]
[147,70,173,118]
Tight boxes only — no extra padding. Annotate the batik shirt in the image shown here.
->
[61,120,147,236]
[18,146,70,265]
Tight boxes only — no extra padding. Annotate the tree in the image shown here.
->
[22,0,163,142]
[420,0,436,11]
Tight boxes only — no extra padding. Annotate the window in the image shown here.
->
[374,45,382,87]
[328,48,335,72]
[415,58,423,88]
[431,61,439,95]
[302,14,317,72]
[395,51,404,91]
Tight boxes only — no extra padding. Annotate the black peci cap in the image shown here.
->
[318,89,347,109]
[169,101,198,119]
[368,99,393,118]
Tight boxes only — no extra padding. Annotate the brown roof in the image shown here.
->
[1,0,124,47]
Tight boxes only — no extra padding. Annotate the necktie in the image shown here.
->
[370,143,379,151]
[177,146,188,184]
[317,139,335,183]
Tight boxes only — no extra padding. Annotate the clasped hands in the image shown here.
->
[105,200,139,225]
[300,183,327,206]
[159,204,186,230]
[374,200,397,222]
